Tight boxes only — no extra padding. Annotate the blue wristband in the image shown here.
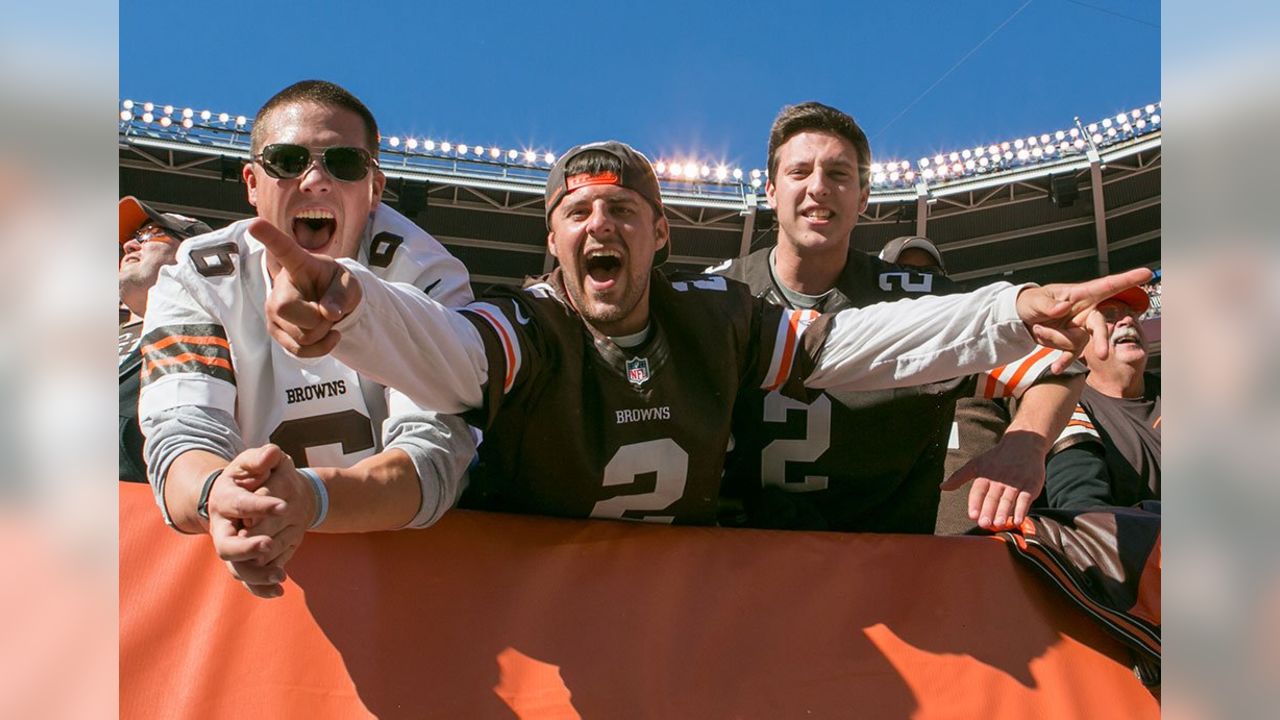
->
[297,468,328,529]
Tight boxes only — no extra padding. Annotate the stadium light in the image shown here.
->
[507,149,518,160]
[457,144,468,155]
[142,112,154,123]
[750,178,762,188]
[715,166,728,181]
[122,99,134,110]
[388,137,401,148]
[143,102,154,112]
[181,118,193,129]
[200,110,211,121]
[219,113,229,123]
[732,168,743,180]
[235,116,246,127]
[922,168,936,180]
[441,142,453,152]
[544,152,555,164]
[119,110,131,121]
[961,149,971,160]
[490,147,501,159]
[425,140,437,151]
[919,157,930,168]
[1151,114,1160,124]
[1146,104,1156,114]
[934,154,945,165]
[683,164,698,180]
[524,150,537,163]
[163,105,173,115]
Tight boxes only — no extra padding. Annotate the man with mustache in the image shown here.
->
[138,80,475,598]
[250,138,1150,529]
[1043,286,1161,509]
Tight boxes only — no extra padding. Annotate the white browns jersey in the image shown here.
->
[138,204,472,479]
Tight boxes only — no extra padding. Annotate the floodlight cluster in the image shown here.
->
[118,99,562,170]
[120,98,1160,193]
[652,158,755,187]
[379,133,557,168]
[874,102,1162,190]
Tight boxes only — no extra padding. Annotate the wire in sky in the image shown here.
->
[872,0,1035,142]
[1063,0,1160,29]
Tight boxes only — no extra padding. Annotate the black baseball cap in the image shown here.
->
[879,235,946,273]
[119,196,212,245]
[544,140,669,265]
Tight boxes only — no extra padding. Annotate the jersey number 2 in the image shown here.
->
[590,439,688,524]
[761,393,831,492]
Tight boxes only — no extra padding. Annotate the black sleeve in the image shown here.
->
[1044,443,1114,510]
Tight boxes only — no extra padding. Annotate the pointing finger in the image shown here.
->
[250,218,317,281]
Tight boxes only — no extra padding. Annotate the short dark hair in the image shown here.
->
[559,150,661,221]
[563,149,622,178]
[250,80,379,155]
[767,102,871,188]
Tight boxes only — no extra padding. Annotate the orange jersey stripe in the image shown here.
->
[142,353,233,378]
[1066,418,1095,430]
[474,308,516,392]
[767,311,804,391]
[140,334,231,356]
[983,370,1002,398]
[1002,346,1054,395]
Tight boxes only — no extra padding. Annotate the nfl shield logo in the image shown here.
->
[626,357,650,387]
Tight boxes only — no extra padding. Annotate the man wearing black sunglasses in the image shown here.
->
[138,80,476,598]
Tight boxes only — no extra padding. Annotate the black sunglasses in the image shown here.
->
[254,143,377,182]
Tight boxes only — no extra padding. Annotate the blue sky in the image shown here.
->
[120,0,1159,170]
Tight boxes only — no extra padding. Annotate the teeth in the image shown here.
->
[295,209,335,220]
[587,249,621,259]
[804,209,832,219]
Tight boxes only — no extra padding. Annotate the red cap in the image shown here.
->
[1102,286,1150,315]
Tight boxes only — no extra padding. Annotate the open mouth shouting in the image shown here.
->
[584,248,623,292]
[293,208,338,252]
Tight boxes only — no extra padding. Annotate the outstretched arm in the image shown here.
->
[801,268,1152,391]
[942,373,1084,529]
[253,218,488,413]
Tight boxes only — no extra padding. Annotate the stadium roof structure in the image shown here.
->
[119,100,1160,292]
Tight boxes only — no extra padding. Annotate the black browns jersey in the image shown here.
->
[457,269,809,525]
[716,246,1073,533]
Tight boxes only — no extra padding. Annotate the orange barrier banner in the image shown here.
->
[120,482,1157,718]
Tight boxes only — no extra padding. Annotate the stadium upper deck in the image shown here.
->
[119,100,1159,292]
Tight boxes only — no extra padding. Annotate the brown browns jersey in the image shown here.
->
[456,269,807,525]
[716,246,1076,533]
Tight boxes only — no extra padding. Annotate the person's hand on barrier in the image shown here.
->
[1014,268,1153,373]
[207,444,317,599]
[253,218,363,358]
[941,430,1046,531]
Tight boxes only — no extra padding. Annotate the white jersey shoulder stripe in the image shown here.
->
[762,309,819,391]
[463,301,521,394]
[979,346,1062,398]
